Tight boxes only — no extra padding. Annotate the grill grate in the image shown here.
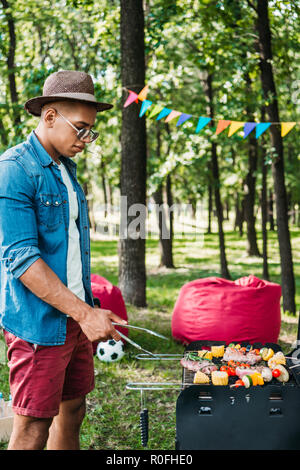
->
[181,341,299,388]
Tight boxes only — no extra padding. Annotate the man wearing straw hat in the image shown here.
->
[0,70,126,450]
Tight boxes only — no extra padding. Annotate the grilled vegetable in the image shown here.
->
[211,345,225,358]
[261,367,273,382]
[194,371,210,384]
[274,364,289,383]
[242,375,253,388]
[230,379,244,388]
[186,352,213,363]
[211,371,228,386]
[198,350,213,360]
[235,379,244,387]
[260,348,274,361]
[260,347,268,358]
[268,351,286,369]
[254,373,264,385]
[272,369,281,378]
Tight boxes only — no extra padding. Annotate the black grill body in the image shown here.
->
[176,340,300,450]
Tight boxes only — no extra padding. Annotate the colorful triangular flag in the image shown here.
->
[244,122,257,138]
[215,120,231,135]
[281,122,296,137]
[195,117,211,134]
[228,121,245,137]
[139,100,152,117]
[137,85,149,101]
[124,90,139,108]
[176,113,192,127]
[165,110,181,123]
[255,122,271,138]
[156,108,172,121]
[148,104,164,119]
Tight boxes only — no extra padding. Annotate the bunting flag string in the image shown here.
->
[123,85,299,139]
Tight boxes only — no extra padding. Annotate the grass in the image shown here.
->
[0,228,299,450]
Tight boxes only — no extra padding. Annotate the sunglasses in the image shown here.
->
[55,109,99,143]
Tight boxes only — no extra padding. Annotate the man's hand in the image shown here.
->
[19,258,127,342]
[78,307,127,343]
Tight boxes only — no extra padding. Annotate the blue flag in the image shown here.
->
[139,100,152,117]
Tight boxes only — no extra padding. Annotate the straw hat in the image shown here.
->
[24,70,113,116]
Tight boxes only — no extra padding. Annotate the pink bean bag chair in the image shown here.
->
[171,275,281,345]
[91,274,128,354]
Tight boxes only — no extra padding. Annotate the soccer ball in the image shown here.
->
[96,339,125,363]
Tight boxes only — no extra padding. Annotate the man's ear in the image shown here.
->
[43,107,57,128]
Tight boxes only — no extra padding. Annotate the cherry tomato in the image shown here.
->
[220,365,229,373]
[228,367,236,376]
[254,349,261,355]
[235,379,244,386]
[272,369,281,378]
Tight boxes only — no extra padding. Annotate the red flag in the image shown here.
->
[215,120,231,135]
[124,90,139,108]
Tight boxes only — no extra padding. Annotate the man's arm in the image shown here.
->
[0,160,125,342]
[19,258,126,342]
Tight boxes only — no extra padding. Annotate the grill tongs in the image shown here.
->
[111,322,169,358]
[93,296,169,358]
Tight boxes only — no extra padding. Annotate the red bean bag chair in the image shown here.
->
[91,274,128,354]
[171,275,281,345]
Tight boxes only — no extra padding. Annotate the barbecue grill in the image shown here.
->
[126,315,300,450]
[176,340,300,450]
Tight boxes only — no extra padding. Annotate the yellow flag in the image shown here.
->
[228,121,245,137]
[138,85,149,101]
[281,122,296,137]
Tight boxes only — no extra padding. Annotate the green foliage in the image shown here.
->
[0,0,298,211]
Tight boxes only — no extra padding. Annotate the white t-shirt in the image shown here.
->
[56,160,86,303]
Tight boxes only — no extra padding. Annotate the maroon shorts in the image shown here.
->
[3,317,95,418]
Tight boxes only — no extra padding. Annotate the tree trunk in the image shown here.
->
[244,135,261,256]
[260,106,269,280]
[0,117,8,148]
[153,183,175,269]
[207,183,213,234]
[261,146,269,280]
[166,173,175,267]
[119,0,147,306]
[255,0,296,313]
[268,190,275,231]
[243,73,261,256]
[203,72,231,279]
[1,0,21,129]
[100,158,108,218]
[152,123,174,268]
[234,193,244,236]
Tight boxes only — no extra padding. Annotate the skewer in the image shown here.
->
[135,353,182,360]
[126,382,209,391]
[287,363,300,369]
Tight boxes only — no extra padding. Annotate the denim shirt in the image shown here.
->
[0,131,94,345]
